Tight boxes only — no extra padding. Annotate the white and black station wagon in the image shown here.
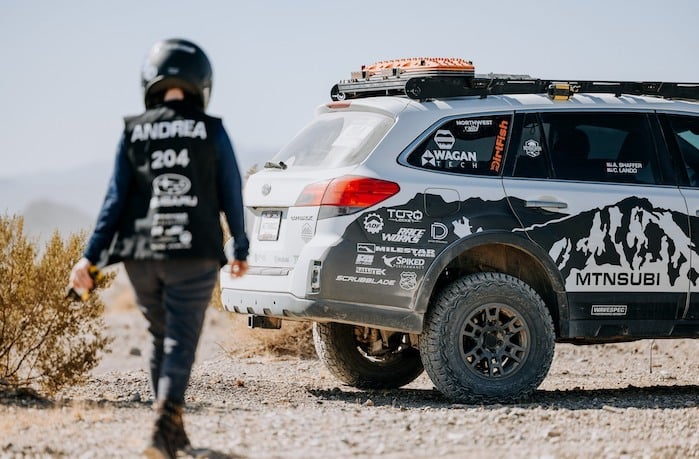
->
[220,58,699,403]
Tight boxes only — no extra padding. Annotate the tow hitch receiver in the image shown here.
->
[248,315,282,329]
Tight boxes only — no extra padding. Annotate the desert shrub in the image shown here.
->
[0,214,112,396]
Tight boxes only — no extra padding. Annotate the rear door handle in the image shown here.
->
[525,200,568,209]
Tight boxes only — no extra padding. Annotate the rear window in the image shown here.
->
[270,111,393,168]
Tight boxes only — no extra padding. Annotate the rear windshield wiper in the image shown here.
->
[264,161,287,170]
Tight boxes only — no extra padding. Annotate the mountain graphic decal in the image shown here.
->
[513,196,699,290]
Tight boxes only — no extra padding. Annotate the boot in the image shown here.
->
[143,400,191,459]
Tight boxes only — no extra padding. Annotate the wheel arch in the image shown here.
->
[414,231,568,336]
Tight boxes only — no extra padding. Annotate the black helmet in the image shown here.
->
[141,38,212,110]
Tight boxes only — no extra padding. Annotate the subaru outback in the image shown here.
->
[220,58,699,403]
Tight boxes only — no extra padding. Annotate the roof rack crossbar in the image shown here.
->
[330,75,699,102]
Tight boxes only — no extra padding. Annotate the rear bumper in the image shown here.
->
[220,284,424,333]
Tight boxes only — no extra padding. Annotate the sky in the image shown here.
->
[1,0,698,180]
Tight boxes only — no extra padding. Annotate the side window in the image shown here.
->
[511,113,549,179]
[666,115,699,187]
[540,112,661,184]
[405,114,512,176]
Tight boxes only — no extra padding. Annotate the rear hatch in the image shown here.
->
[242,108,396,269]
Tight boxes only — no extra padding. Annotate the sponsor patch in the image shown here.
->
[434,129,455,149]
[356,266,386,276]
[363,213,384,234]
[455,118,493,132]
[387,208,423,223]
[399,271,418,290]
[490,119,509,173]
[430,222,449,242]
[591,305,628,316]
[381,228,425,244]
[382,255,425,269]
[153,174,191,196]
[355,254,374,265]
[335,275,395,286]
[523,139,542,158]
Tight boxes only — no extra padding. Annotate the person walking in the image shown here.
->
[69,38,249,458]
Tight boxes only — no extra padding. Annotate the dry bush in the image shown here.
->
[0,214,112,396]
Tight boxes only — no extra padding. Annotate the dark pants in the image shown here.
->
[124,259,219,404]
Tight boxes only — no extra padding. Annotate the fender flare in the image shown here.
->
[412,230,567,315]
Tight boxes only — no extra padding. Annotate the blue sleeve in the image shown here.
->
[214,121,250,261]
[83,134,132,264]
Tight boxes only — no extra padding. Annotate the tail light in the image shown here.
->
[295,175,400,218]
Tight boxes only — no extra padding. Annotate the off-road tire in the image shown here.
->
[313,322,424,389]
[420,272,554,403]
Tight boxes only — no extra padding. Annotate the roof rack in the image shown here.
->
[330,58,699,102]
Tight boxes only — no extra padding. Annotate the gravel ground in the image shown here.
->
[1,305,698,459]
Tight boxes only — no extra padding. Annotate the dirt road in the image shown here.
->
[1,306,698,458]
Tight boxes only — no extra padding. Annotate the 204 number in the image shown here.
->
[151,149,190,169]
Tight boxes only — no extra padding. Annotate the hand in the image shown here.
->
[69,257,95,292]
[229,259,248,278]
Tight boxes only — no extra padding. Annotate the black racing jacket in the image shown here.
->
[84,100,249,265]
